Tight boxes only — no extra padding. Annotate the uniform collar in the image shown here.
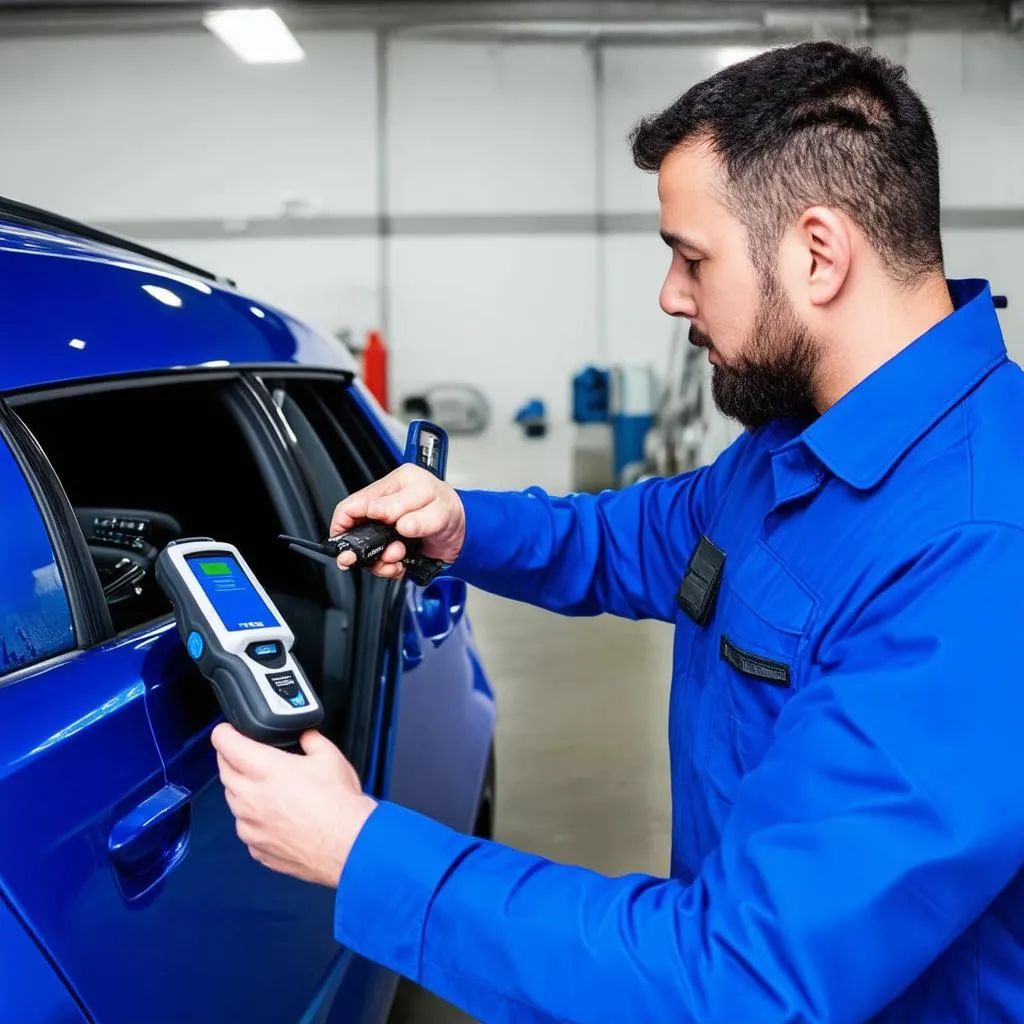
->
[793,278,1007,491]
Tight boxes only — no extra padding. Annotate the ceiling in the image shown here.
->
[0,0,1016,39]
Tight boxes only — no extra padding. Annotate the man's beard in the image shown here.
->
[693,281,819,431]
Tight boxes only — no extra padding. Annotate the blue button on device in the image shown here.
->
[187,631,204,660]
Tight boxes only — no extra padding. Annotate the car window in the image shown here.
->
[266,377,396,524]
[0,435,75,676]
[14,377,326,638]
[13,373,389,780]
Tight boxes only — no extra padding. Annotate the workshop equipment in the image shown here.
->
[514,398,547,438]
[282,419,452,587]
[400,384,491,435]
[362,329,389,411]
[572,366,611,424]
[610,364,655,484]
[155,539,323,747]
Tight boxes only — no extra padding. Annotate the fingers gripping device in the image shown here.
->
[281,419,451,586]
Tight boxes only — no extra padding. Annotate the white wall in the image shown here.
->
[0,30,378,220]
[0,26,1022,433]
[383,40,599,418]
[386,40,596,215]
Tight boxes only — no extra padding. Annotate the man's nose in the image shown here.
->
[659,271,697,319]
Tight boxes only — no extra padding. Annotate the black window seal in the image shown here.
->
[3,365,355,408]
[0,399,112,651]
[0,195,226,286]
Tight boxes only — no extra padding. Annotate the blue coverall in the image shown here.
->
[336,278,1024,1022]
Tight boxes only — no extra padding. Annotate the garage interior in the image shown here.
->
[0,2,1020,1021]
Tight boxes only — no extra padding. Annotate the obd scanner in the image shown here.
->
[155,538,323,746]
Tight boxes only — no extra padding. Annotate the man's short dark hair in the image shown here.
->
[630,41,943,284]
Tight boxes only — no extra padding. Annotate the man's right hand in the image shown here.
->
[329,464,466,579]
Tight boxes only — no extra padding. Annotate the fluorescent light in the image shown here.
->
[203,8,305,64]
[143,285,183,308]
[68,338,86,350]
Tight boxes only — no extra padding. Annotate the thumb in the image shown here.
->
[299,729,337,758]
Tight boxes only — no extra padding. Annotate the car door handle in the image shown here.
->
[417,577,467,647]
[109,783,191,897]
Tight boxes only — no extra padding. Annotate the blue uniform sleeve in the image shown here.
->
[447,430,754,623]
[335,523,1024,1023]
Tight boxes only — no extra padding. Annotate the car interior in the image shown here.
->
[13,374,400,777]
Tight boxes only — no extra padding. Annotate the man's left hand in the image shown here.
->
[211,723,377,888]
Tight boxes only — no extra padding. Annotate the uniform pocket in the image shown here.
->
[720,634,791,687]
[704,541,816,799]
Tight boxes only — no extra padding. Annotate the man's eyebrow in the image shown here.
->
[660,230,706,254]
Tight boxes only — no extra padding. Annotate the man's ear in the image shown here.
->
[795,206,852,306]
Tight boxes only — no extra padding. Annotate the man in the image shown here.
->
[212,41,1024,1022]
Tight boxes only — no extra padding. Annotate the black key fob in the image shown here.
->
[329,520,399,567]
[402,553,449,586]
[331,522,449,585]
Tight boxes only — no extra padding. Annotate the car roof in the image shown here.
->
[0,200,355,395]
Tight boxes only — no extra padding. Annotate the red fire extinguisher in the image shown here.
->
[362,330,389,412]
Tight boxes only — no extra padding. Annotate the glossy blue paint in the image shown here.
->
[386,602,496,835]
[0,214,497,1023]
[0,222,355,395]
[0,642,170,1021]
[0,893,87,1024]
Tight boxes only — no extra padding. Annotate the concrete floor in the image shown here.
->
[388,424,675,1023]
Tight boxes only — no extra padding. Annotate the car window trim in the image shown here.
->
[3,365,355,408]
[0,399,112,653]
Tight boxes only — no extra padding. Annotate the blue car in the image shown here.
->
[0,198,497,1024]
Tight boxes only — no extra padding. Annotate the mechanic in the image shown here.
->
[211,41,1024,1023]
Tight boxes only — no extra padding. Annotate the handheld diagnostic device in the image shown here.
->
[155,538,323,746]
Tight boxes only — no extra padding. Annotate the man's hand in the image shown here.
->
[330,463,466,579]
[211,723,377,888]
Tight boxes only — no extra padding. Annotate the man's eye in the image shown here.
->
[685,257,703,277]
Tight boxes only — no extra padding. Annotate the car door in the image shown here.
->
[0,402,174,1022]
[273,377,495,837]
[1,383,395,1024]
[120,376,394,1024]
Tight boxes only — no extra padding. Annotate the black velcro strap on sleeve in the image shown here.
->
[676,535,725,626]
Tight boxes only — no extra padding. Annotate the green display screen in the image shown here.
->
[200,561,231,577]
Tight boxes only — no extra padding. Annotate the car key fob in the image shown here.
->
[282,518,449,585]
[332,522,448,584]
[328,520,399,567]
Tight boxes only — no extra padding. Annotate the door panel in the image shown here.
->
[386,584,495,835]
[2,386,388,1024]
[0,427,170,1020]
[133,622,351,1024]
[0,636,171,1021]
[0,892,88,1024]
